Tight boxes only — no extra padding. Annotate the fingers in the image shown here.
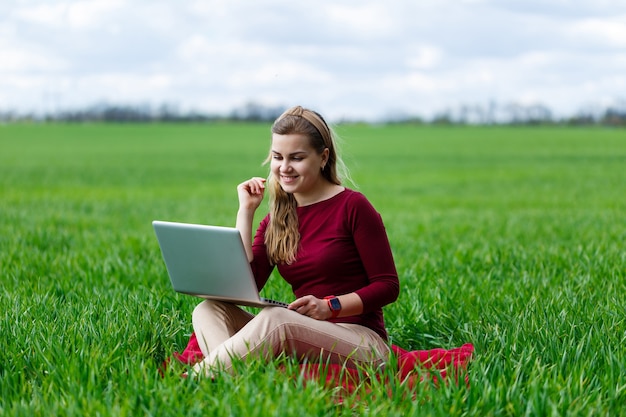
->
[238,177,266,195]
[288,296,328,320]
[287,299,302,311]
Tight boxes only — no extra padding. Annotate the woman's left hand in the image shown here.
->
[288,295,330,320]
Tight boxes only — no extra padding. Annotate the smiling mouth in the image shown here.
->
[280,175,299,183]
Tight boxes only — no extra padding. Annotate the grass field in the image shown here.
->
[1,123,624,416]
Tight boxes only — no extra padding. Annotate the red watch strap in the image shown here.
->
[324,296,340,319]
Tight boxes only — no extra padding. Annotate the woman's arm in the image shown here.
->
[288,292,363,320]
[236,177,266,261]
[349,193,400,312]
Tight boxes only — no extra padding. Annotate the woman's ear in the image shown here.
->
[321,147,330,167]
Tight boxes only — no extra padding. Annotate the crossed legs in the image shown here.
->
[191,300,390,376]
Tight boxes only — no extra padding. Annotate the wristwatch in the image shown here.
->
[324,296,342,319]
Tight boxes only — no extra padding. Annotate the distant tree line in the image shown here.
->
[1,100,625,126]
[390,100,626,127]
[0,102,287,124]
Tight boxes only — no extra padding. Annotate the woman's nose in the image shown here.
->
[280,160,292,172]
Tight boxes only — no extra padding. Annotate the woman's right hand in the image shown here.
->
[237,177,266,211]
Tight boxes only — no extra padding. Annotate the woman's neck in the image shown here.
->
[294,182,345,207]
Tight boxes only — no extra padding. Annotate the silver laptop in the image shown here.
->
[152,220,288,308]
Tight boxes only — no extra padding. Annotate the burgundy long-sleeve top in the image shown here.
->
[250,189,400,340]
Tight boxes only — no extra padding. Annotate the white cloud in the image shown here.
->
[326,3,396,38]
[14,0,126,29]
[1,0,626,119]
[226,62,333,87]
[567,16,626,47]
[13,2,69,27]
[406,46,444,70]
[0,45,67,72]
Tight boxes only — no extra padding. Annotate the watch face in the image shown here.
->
[329,297,341,311]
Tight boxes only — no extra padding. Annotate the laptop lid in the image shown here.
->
[152,220,288,308]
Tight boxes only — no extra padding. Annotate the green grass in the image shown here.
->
[1,123,625,416]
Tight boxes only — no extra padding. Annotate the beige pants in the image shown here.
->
[191,300,390,376]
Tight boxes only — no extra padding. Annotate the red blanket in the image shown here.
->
[168,332,474,397]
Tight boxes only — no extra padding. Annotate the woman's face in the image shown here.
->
[270,133,329,199]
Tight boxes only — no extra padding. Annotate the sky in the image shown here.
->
[1,0,625,121]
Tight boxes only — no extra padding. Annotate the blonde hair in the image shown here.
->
[264,105,349,265]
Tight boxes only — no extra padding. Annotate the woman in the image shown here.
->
[191,105,399,377]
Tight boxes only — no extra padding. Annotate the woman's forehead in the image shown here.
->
[271,133,313,152]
